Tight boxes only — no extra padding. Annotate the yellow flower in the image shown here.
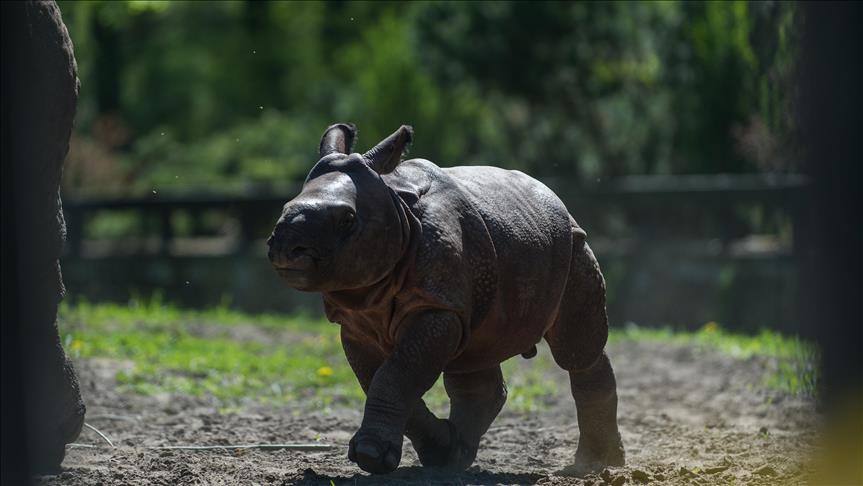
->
[702,321,720,334]
[71,339,83,351]
[317,366,333,378]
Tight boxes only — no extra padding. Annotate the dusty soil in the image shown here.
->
[39,340,817,485]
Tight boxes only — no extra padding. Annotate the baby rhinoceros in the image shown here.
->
[267,123,625,475]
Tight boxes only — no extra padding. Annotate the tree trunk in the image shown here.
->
[1,0,86,480]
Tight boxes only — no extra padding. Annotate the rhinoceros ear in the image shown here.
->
[363,125,413,175]
[319,123,357,158]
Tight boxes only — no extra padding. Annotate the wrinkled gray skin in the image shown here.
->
[268,124,624,475]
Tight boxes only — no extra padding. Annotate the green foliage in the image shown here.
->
[417,1,796,178]
[130,111,320,194]
[59,301,817,413]
[56,1,795,196]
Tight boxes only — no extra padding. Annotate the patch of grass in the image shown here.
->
[62,293,325,332]
[59,300,818,411]
[611,321,819,395]
[59,297,565,412]
[60,297,363,407]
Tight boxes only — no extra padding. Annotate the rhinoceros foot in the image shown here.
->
[559,432,625,477]
[348,426,403,474]
[413,419,477,471]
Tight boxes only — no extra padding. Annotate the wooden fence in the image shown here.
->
[60,174,809,331]
[62,173,808,258]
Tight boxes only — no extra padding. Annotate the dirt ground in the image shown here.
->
[39,340,817,485]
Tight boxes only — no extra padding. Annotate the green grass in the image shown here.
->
[60,297,361,409]
[59,299,818,412]
[610,321,819,394]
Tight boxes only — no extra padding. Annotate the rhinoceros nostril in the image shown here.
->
[290,246,318,259]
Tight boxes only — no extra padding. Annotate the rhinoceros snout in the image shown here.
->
[268,229,321,271]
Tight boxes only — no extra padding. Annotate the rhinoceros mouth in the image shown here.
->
[275,264,331,291]
[273,253,333,278]
[272,254,316,271]
[276,267,306,277]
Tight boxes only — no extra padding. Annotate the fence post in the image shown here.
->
[159,207,172,255]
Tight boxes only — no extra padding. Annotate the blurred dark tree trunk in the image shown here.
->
[92,11,121,115]
[797,2,862,410]
[243,0,269,32]
[93,15,122,113]
[2,1,86,482]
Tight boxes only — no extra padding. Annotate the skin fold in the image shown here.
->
[268,123,624,475]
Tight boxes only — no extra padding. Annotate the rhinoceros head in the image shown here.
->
[267,123,413,291]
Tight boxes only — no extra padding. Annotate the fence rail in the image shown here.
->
[59,173,810,330]
[62,173,808,258]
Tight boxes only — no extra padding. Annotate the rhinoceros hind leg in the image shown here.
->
[410,366,506,471]
[559,353,625,476]
[403,400,454,467]
[545,240,624,476]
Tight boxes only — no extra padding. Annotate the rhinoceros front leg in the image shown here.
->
[343,311,461,474]
[341,329,452,469]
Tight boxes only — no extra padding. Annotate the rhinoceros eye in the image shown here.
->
[339,210,356,232]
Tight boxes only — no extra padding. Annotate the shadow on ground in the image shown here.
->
[288,466,545,485]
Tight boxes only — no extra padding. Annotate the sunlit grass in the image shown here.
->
[612,321,819,394]
[60,297,360,408]
[61,293,325,332]
[59,300,818,411]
